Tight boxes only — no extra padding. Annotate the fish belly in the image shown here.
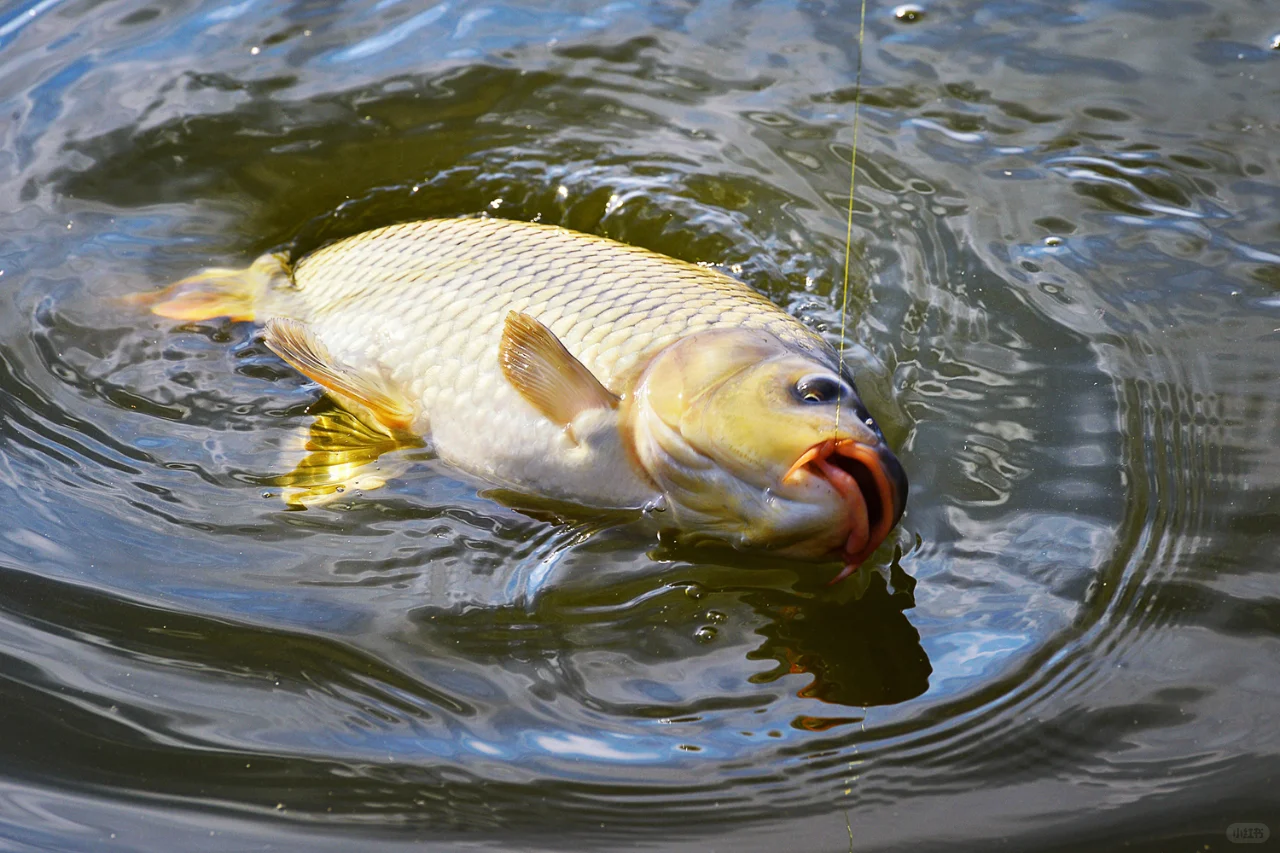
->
[263,218,823,507]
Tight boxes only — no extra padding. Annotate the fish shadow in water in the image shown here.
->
[651,544,931,708]
[407,537,932,711]
[741,565,931,708]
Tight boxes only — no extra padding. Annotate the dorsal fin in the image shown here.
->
[263,319,415,432]
[499,311,617,428]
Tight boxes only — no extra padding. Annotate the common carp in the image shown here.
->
[141,217,907,580]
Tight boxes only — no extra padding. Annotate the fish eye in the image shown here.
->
[793,373,848,404]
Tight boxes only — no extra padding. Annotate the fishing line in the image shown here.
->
[834,0,869,435]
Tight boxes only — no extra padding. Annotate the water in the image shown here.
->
[1,0,1278,850]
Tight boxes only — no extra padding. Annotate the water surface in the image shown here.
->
[1,0,1279,850]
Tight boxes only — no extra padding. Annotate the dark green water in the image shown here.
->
[1,0,1278,850]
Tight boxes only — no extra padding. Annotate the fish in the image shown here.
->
[138,217,907,580]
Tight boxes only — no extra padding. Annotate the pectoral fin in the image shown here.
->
[263,319,415,432]
[499,311,618,428]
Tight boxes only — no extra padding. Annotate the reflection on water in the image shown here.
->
[1,0,1279,849]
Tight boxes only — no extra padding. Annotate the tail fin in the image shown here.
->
[126,252,290,322]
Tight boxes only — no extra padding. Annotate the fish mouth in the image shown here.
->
[783,438,908,583]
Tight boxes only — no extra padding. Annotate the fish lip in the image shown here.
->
[783,438,907,581]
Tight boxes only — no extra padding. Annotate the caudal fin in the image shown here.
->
[126,252,290,322]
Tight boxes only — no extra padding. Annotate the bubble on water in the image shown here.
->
[705,610,727,624]
[683,583,704,601]
[694,626,717,643]
[643,495,667,513]
[261,491,273,499]
[1044,236,1064,247]
[1271,34,1280,50]
[894,4,925,23]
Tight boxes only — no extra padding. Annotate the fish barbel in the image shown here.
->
[140,217,907,578]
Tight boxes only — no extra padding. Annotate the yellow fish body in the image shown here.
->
[144,217,907,577]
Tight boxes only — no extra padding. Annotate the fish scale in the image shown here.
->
[244,217,828,505]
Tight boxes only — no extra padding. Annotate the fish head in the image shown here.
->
[629,329,907,578]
